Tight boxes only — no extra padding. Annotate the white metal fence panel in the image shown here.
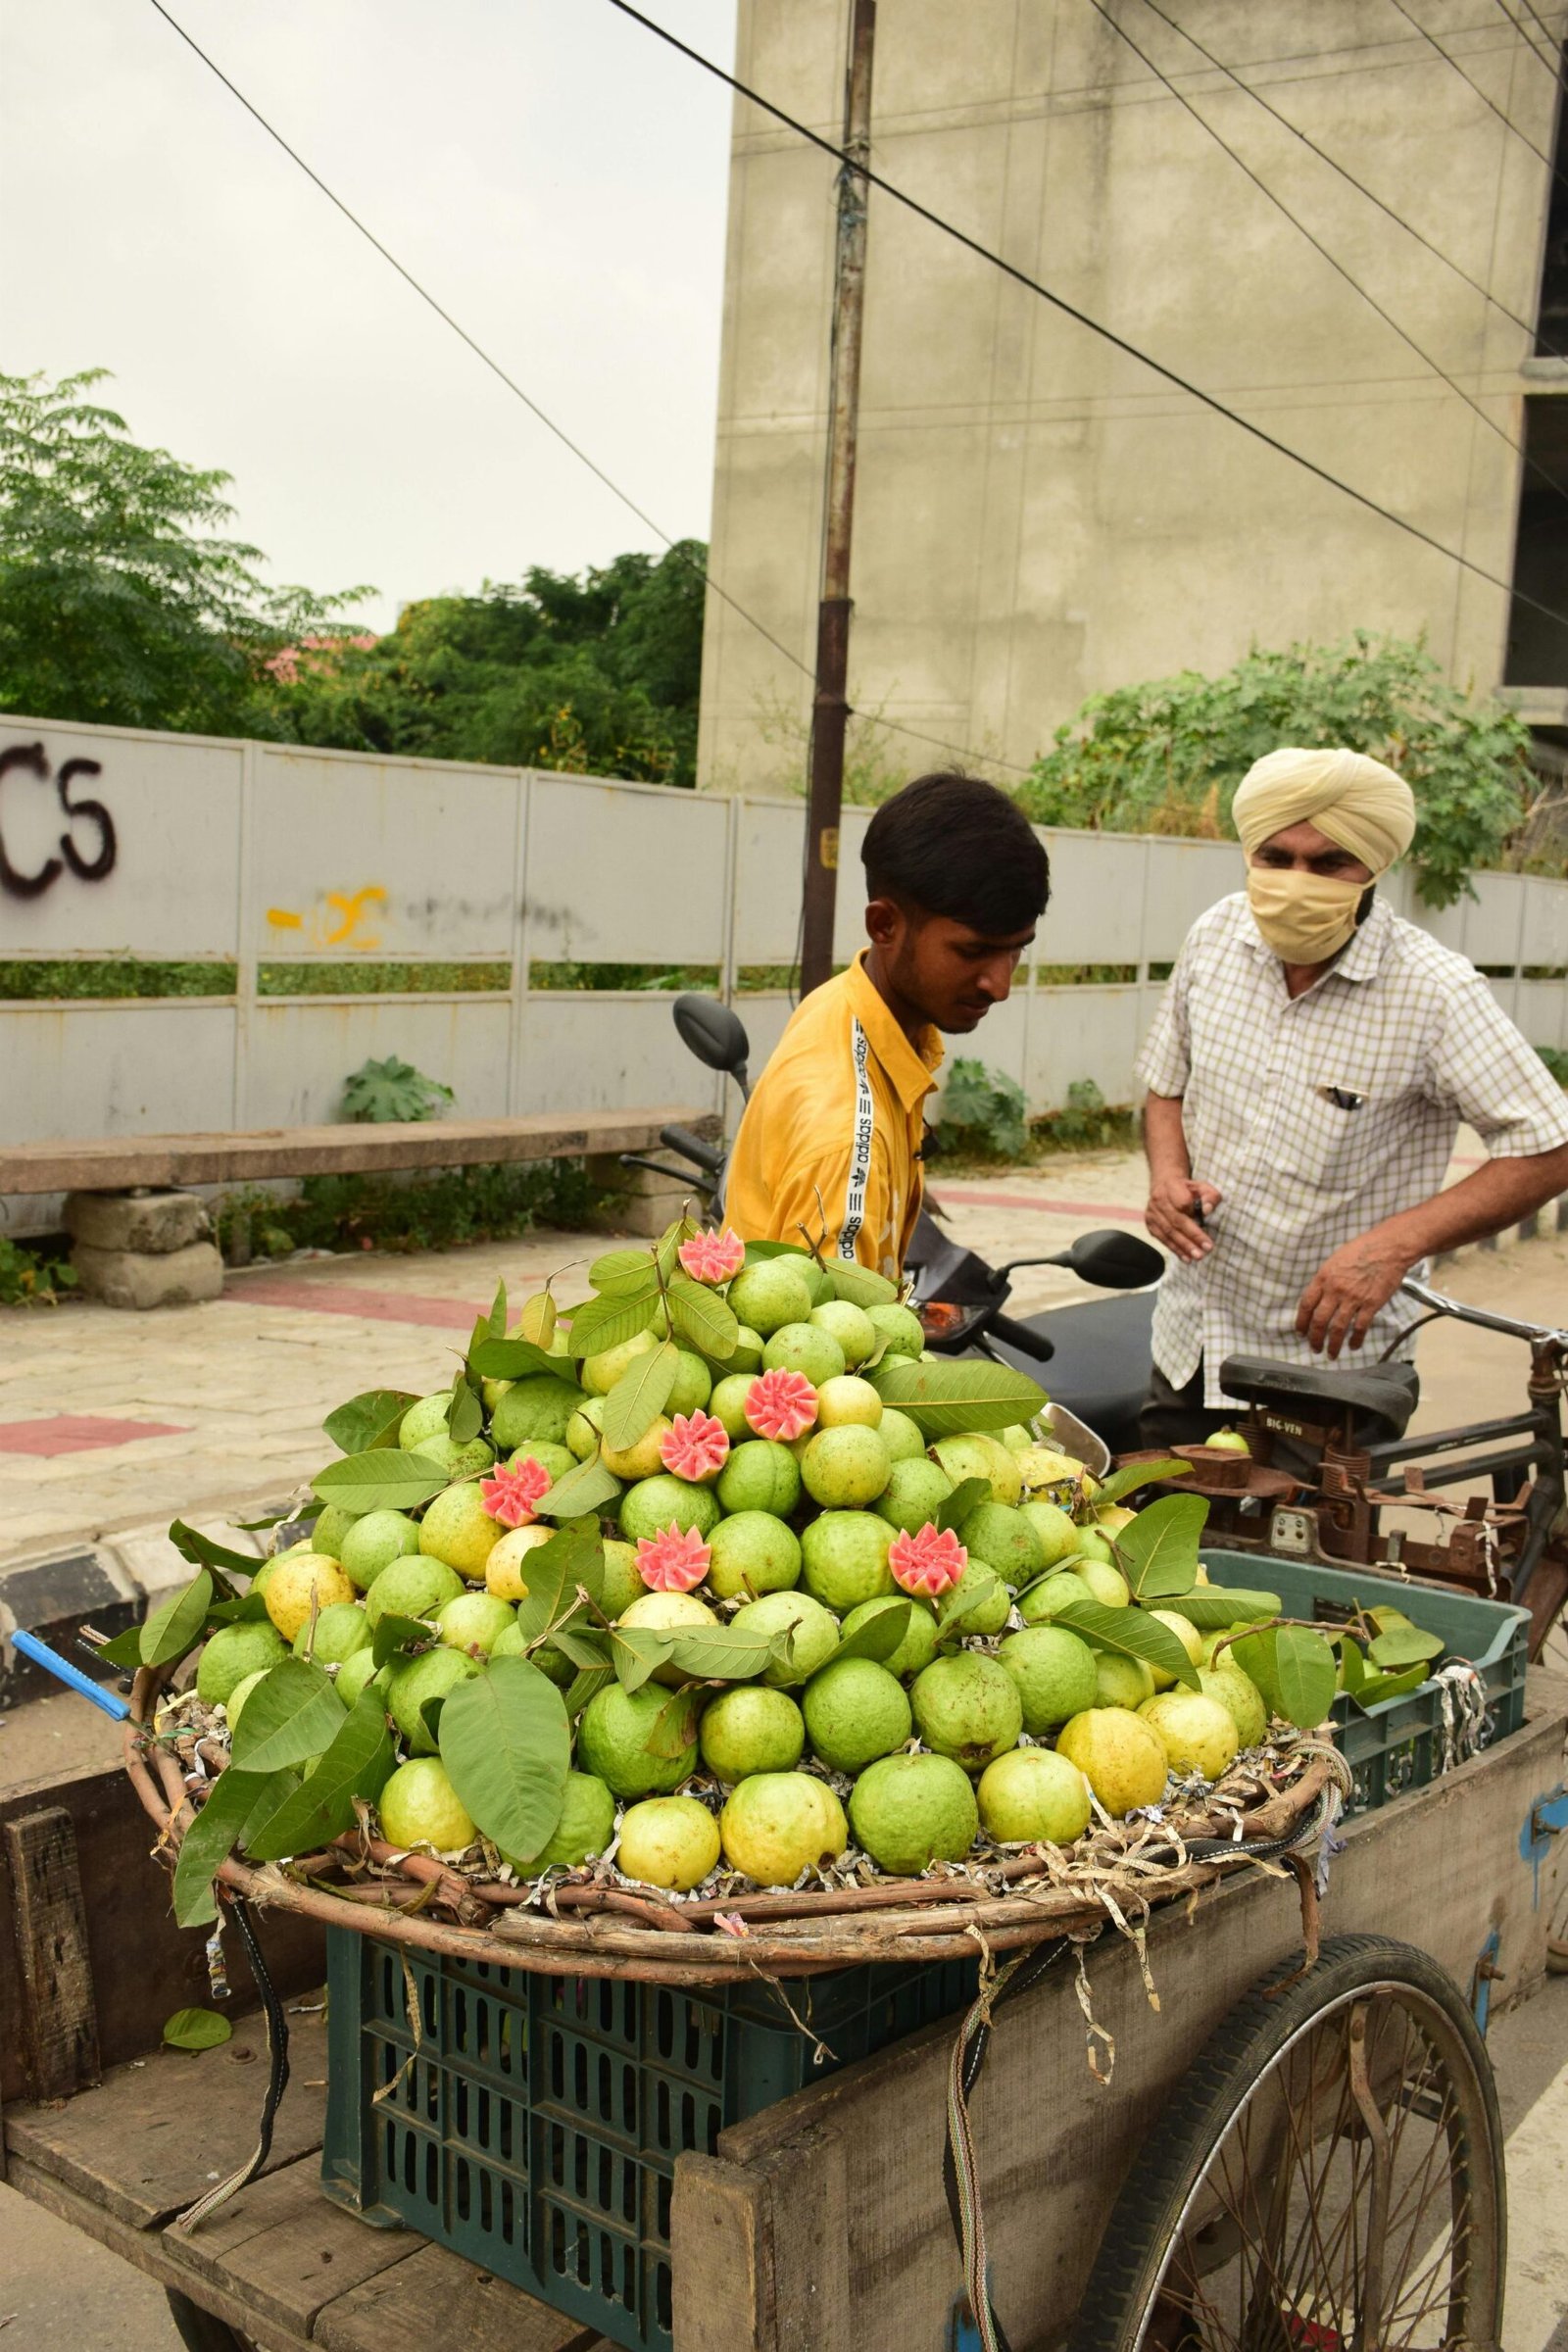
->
[524,773,730,967]
[1,1003,240,1144]
[513,993,725,1120]
[247,997,516,1128]
[1033,832,1149,964]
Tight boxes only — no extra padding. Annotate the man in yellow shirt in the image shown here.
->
[727,773,1050,1277]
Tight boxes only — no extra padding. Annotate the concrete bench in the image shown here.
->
[0,1105,718,1309]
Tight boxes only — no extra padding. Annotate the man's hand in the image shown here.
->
[1296,1229,1417,1358]
[1147,1175,1222,1263]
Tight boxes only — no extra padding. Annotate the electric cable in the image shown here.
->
[1491,0,1566,79]
[1089,0,1568,516]
[1384,0,1568,184]
[1132,0,1567,362]
[606,0,1568,639]
[143,0,1030,786]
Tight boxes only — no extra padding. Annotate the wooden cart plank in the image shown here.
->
[160,2152,423,2339]
[313,2239,613,2351]
[4,1806,100,2101]
[3,2006,328,2229]
[4,2152,313,2351]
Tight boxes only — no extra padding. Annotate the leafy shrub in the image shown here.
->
[936,1060,1028,1159]
[0,1236,77,1306]
[340,1055,455,1124]
[213,1161,600,1263]
[1019,633,1536,909]
[1538,1045,1568,1088]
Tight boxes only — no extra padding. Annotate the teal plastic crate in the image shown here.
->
[320,1931,977,2352]
[1201,1548,1529,1814]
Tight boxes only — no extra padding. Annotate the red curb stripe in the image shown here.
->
[0,1414,190,1456]
[933,1186,1150,1221]
[221,1276,481,1330]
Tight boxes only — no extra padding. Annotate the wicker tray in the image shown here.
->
[124,1660,1340,1984]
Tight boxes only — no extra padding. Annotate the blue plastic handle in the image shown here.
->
[11,1629,130,1720]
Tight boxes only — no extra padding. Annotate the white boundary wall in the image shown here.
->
[2,713,1565,1177]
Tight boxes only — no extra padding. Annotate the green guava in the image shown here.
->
[848,1752,978,1875]
[802,1656,911,1773]
[909,1652,1023,1770]
[698,1686,806,1782]
[800,1511,894,1610]
[708,1511,803,1600]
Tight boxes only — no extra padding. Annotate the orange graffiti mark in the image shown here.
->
[324,886,388,949]
[263,887,388,950]
[266,906,304,930]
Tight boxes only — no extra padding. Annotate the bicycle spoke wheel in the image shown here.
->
[1068,1936,1504,2352]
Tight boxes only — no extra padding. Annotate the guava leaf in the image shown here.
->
[611,1625,675,1692]
[657,1215,699,1282]
[936,1478,989,1536]
[1337,1634,1367,1694]
[229,1658,347,1774]
[513,1519,605,1642]
[1113,1495,1208,1599]
[242,1690,394,1861]
[1367,1625,1444,1670]
[535,1455,621,1522]
[666,1273,738,1362]
[1351,1664,1430,1709]
[742,1240,816,1265]
[870,1357,1048,1436]
[467,1335,569,1383]
[645,1688,701,1760]
[937,1564,1002,1636]
[1092,1457,1193,1509]
[1053,1595,1200,1690]
[824,1260,899,1307]
[589,1248,658,1298]
[446,1374,484,1445]
[667,1623,782,1682]
[312,1450,450,1515]
[172,1766,284,1927]
[1230,1626,1337,1729]
[322,1390,415,1454]
[95,1626,148,1671]
[169,1522,258,1580]
[206,1590,273,1627]
[517,1288,555,1347]
[371,1611,436,1668]
[831,1597,914,1664]
[1161,1587,1281,1631]
[438,1656,570,1864]
[602,1339,679,1451]
[141,1570,214,1669]
[564,1664,615,1715]
[163,2007,232,2051]
[547,1622,612,1670]
[487,1279,509,1341]
[568,1289,662,1358]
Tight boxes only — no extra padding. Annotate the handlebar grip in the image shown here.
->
[661,1124,726,1175]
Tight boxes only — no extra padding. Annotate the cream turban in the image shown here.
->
[1231,747,1416,878]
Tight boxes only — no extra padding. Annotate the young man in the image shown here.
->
[727,772,1050,1276]
[1137,745,1568,1446]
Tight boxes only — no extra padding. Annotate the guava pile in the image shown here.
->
[162,1225,1328,1917]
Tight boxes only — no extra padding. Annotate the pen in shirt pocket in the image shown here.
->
[1317,1084,1366,1111]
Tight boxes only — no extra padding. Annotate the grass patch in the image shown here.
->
[259,961,512,996]
[528,961,720,993]
[1035,963,1139,987]
[0,959,236,1000]
[214,1157,602,1262]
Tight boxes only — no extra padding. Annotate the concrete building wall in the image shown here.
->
[698,1,1563,794]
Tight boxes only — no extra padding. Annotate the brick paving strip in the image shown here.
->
[0,1415,190,1457]
[221,1273,482,1330]
[934,1184,1150,1220]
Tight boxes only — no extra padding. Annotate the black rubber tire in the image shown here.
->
[1065,1935,1506,2352]
[164,2289,261,2352]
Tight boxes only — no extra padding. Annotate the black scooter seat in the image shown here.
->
[982,1291,1155,1455]
[1218,1355,1419,1441]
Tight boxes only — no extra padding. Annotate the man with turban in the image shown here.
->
[1136,746,1568,1445]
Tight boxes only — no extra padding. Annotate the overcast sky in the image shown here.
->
[3,1,739,631]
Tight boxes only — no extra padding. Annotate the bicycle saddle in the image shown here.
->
[1217,1356,1420,1442]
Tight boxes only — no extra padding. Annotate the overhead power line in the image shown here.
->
[1088,0,1568,516]
[142,1,1030,786]
[606,0,1568,640]
[1385,0,1568,186]
[1134,0,1566,362]
[1492,0,1566,80]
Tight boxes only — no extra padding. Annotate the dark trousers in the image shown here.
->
[1138,1359,1240,1451]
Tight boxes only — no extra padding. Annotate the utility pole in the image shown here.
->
[799,0,875,997]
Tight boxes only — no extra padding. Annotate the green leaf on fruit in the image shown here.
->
[564,1664,615,1715]
[322,1390,416,1454]
[1092,1457,1193,1509]
[645,1688,701,1760]
[602,1339,679,1450]
[547,1622,612,1671]
[517,1289,555,1348]
[488,1279,509,1341]
[468,1334,569,1383]
[371,1611,435,1668]
[1366,1625,1444,1670]
[513,1519,605,1642]
[94,1627,148,1671]
[163,2006,232,2051]
[1054,1595,1200,1690]
[870,1357,1048,1436]
[141,1570,214,1669]
[657,1215,699,1283]
[589,1247,658,1298]
[446,1374,484,1446]
[1230,1626,1337,1730]
[312,1450,451,1515]
[535,1454,621,1523]
[611,1625,675,1692]
[823,1259,899,1308]
[742,1240,815,1265]
[438,1656,571,1864]
[1161,1587,1281,1631]
[242,1690,394,1861]
[937,1565,1002,1637]
[1351,1664,1431,1709]
[831,1597,915,1665]
[229,1658,347,1774]
[568,1289,662,1358]
[667,1624,783,1682]
[169,1521,260,1580]
[1113,1495,1208,1599]
[666,1273,738,1362]
[172,1766,287,1927]
[936,1477,989,1536]
[206,1591,273,1627]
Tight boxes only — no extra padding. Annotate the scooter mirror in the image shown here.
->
[673,995,752,1080]
[1065,1227,1165,1290]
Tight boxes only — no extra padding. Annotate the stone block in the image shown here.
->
[71,1239,224,1310]
[64,1189,208,1254]
[587,1152,708,1238]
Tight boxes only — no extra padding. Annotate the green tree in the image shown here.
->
[1017,633,1537,907]
[0,369,363,734]
[270,542,708,786]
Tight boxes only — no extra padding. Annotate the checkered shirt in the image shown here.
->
[1137,892,1568,1404]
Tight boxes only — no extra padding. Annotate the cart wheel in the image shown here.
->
[1065,1936,1504,2352]
[164,2288,261,2352]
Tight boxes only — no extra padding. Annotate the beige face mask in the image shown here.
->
[1247,867,1367,964]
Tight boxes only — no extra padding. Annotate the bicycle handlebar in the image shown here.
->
[660,1124,726,1176]
[1396,1275,1568,1349]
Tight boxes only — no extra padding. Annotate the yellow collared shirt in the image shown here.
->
[726,953,943,1278]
